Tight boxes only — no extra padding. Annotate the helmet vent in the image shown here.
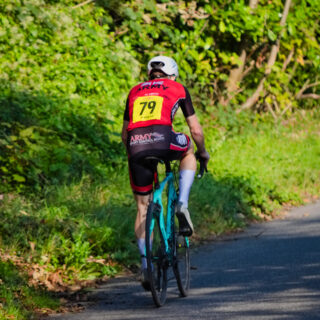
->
[151,61,165,68]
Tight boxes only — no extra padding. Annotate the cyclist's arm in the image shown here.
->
[186,114,210,165]
[122,120,129,146]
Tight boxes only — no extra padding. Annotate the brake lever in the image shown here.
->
[197,159,208,179]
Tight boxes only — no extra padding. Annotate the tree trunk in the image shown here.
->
[249,0,259,8]
[224,49,247,98]
[238,0,292,112]
[219,0,259,106]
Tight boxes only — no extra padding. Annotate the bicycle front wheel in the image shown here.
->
[173,233,190,297]
[145,202,168,307]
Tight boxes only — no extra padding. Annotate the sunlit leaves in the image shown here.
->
[0,0,139,192]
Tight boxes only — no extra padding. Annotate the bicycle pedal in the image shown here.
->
[176,235,185,247]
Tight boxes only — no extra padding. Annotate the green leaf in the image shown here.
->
[1,166,9,173]
[12,174,26,182]
[287,23,296,36]
[219,21,226,33]
[219,73,229,81]
[267,29,277,41]
[19,127,34,138]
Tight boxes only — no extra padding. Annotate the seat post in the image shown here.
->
[165,161,171,174]
[153,161,160,190]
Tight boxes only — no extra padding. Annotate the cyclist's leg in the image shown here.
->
[169,130,196,208]
[128,157,154,273]
[135,193,152,270]
[169,131,196,235]
[176,145,196,236]
[179,141,196,207]
[135,194,151,239]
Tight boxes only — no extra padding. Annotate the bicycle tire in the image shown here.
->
[173,233,190,297]
[145,201,168,307]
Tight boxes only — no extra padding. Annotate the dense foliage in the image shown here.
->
[0,0,139,192]
[1,0,319,192]
[99,0,320,109]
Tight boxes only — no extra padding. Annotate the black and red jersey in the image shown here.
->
[124,78,195,131]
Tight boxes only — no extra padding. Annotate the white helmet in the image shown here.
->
[147,56,179,77]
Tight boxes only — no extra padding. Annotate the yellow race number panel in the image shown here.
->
[132,96,163,123]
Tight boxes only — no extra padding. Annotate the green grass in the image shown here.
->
[0,110,320,318]
[0,259,59,319]
[190,109,320,235]
[1,173,135,281]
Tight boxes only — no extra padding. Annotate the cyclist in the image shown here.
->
[121,56,210,289]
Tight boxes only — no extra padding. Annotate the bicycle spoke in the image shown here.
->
[174,233,190,297]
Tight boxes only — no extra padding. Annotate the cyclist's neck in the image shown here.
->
[149,76,177,81]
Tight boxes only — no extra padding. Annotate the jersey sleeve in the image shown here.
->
[123,97,129,121]
[180,86,195,118]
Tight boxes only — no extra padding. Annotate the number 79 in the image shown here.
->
[140,101,156,115]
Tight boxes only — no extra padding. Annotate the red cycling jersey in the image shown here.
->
[123,78,195,194]
[124,78,195,131]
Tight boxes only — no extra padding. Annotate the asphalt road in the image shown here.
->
[50,200,320,320]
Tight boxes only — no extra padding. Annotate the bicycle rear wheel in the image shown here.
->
[173,233,190,297]
[145,202,168,307]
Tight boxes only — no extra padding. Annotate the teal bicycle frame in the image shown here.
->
[145,157,205,307]
[145,159,195,306]
[148,169,189,262]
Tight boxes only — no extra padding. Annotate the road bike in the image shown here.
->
[144,157,205,307]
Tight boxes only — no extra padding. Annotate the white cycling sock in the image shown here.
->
[137,238,153,270]
[178,169,195,208]
[137,238,147,269]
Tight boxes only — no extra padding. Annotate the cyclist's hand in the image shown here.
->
[195,150,210,178]
[195,150,210,166]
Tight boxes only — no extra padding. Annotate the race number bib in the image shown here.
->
[132,96,163,123]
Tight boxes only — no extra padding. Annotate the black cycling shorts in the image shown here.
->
[127,125,190,195]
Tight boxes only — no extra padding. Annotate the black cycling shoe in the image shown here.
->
[175,201,194,236]
[140,269,151,291]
